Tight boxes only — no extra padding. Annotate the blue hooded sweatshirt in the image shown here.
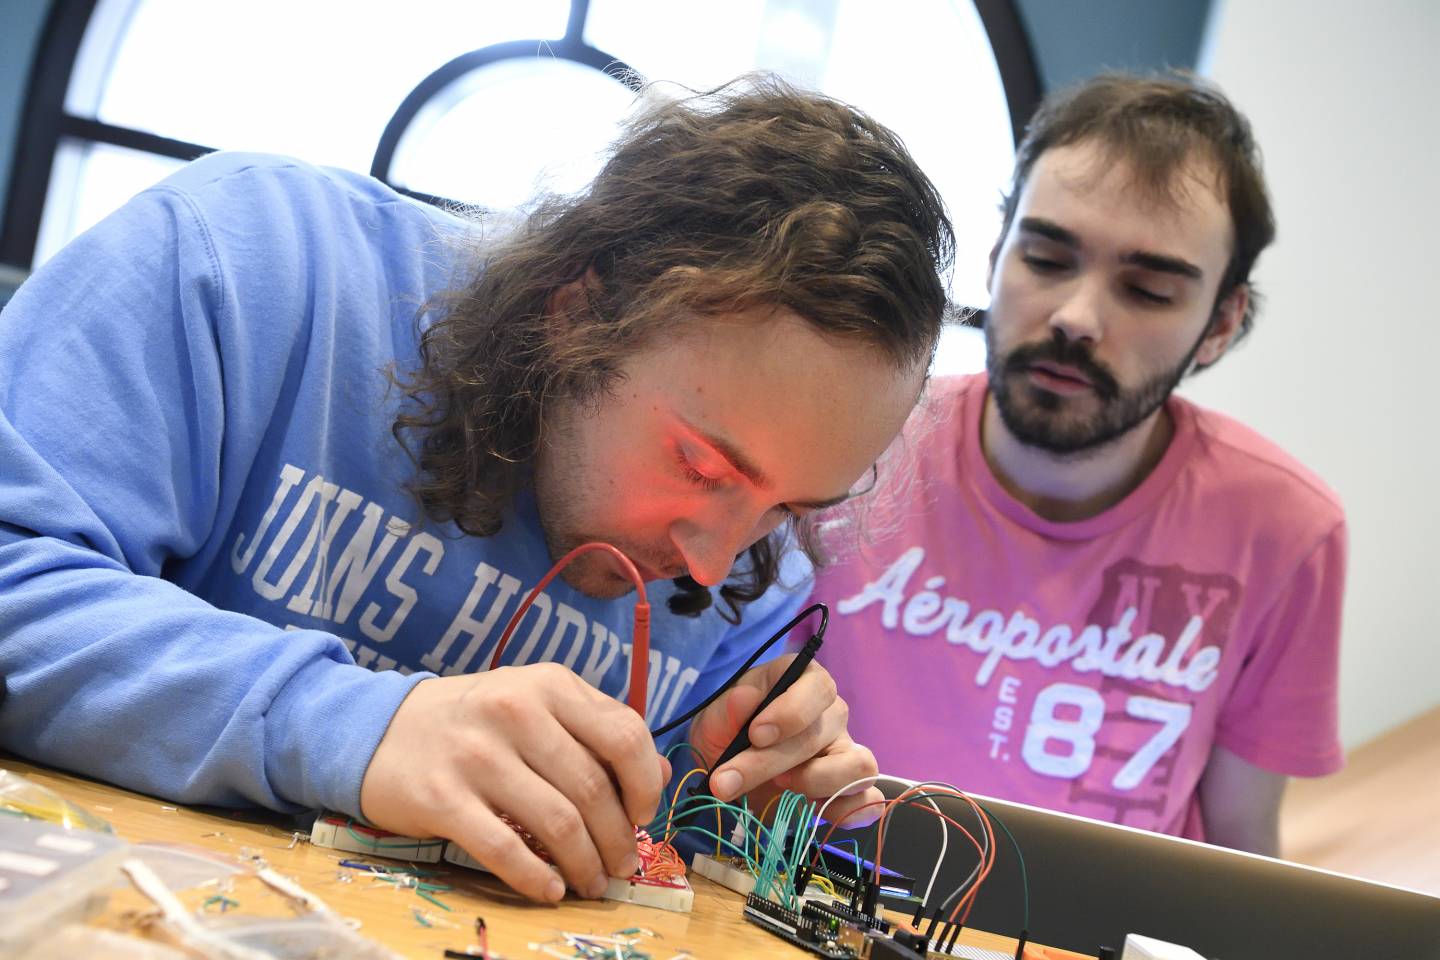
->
[0,153,808,820]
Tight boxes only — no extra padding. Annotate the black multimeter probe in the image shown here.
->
[648,602,828,799]
[700,629,825,790]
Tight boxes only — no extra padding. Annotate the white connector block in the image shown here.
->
[444,842,694,913]
[440,843,490,872]
[599,874,695,913]
[690,853,841,905]
[308,814,444,863]
[1121,933,1208,960]
[690,853,757,896]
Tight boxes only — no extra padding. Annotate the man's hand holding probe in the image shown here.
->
[359,664,669,903]
[359,655,879,902]
[689,653,884,828]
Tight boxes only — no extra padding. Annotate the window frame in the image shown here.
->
[0,0,1041,275]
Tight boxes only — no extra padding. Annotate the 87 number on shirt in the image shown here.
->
[1020,683,1192,790]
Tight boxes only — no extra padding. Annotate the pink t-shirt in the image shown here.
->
[810,374,1346,840]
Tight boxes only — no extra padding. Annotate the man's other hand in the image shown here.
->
[689,656,883,826]
[358,664,670,902]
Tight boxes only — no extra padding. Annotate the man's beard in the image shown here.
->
[536,524,633,599]
[985,327,1197,456]
[532,479,683,600]
[532,496,658,599]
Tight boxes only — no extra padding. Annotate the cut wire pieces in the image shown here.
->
[411,906,460,929]
[527,927,690,960]
[335,857,459,914]
[200,894,240,913]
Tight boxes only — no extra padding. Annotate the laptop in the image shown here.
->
[835,785,1440,960]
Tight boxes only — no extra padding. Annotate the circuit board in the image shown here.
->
[742,893,858,959]
[742,891,953,960]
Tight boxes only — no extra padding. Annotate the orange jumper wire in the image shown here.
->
[487,542,652,718]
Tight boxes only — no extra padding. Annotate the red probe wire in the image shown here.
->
[487,542,652,718]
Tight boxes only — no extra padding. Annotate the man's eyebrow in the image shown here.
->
[677,416,855,510]
[1121,251,1204,280]
[1018,217,1079,247]
[1020,217,1203,280]
[678,416,773,489]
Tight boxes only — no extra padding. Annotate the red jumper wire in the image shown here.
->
[487,542,652,718]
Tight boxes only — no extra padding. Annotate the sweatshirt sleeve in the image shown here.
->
[0,160,428,816]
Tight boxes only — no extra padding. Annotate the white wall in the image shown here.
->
[1184,0,1440,748]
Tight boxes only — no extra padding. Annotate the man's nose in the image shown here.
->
[670,508,779,588]
[1048,275,1105,345]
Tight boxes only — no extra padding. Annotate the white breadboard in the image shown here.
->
[443,842,694,913]
[690,853,842,903]
[936,944,1011,960]
[602,872,694,913]
[1122,933,1207,960]
[308,814,444,863]
[690,853,757,896]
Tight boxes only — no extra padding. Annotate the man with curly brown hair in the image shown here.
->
[0,76,952,900]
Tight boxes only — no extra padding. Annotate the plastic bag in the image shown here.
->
[18,924,190,960]
[0,768,114,832]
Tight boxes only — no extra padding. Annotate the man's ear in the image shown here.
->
[985,239,1002,296]
[544,266,603,324]
[1195,284,1249,368]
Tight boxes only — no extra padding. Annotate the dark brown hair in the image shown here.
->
[392,74,953,620]
[1000,72,1275,358]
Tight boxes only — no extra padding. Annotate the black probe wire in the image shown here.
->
[649,602,828,738]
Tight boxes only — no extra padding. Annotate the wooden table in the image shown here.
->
[4,758,1087,960]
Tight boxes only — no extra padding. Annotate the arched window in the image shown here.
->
[2,0,1040,373]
